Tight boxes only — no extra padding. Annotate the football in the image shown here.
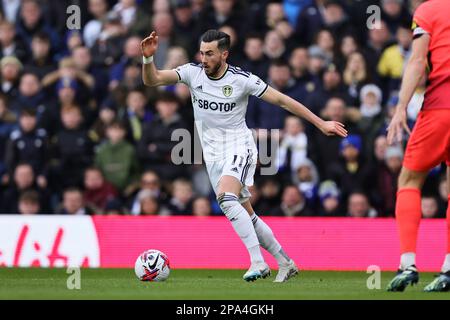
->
[134,249,171,282]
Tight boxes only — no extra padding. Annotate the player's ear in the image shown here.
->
[222,50,229,60]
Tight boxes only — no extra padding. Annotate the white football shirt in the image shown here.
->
[174,63,268,162]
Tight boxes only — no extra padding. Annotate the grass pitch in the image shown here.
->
[0,268,449,300]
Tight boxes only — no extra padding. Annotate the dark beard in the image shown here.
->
[207,62,222,78]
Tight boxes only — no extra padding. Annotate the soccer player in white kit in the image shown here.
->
[141,30,347,282]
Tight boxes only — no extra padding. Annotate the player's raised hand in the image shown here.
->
[141,31,158,58]
[387,108,411,145]
[319,120,348,137]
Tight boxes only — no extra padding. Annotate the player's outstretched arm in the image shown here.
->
[141,31,179,87]
[260,86,348,137]
[386,33,430,145]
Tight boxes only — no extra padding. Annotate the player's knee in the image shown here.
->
[398,167,427,188]
[217,192,240,218]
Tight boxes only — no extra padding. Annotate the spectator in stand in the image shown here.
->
[314,28,335,64]
[347,191,378,218]
[326,134,373,203]
[0,20,27,61]
[240,33,269,80]
[109,36,143,90]
[0,94,17,178]
[56,187,93,215]
[136,189,169,215]
[317,180,343,217]
[293,158,320,211]
[0,0,21,24]
[342,51,372,106]
[271,185,314,216]
[83,0,110,48]
[89,101,117,145]
[41,56,95,104]
[274,19,295,47]
[247,59,306,131]
[306,45,328,78]
[309,96,357,177]
[356,84,385,158]
[71,45,109,106]
[23,32,57,79]
[137,92,188,182]
[119,87,153,144]
[0,163,51,214]
[372,134,388,164]
[15,0,60,54]
[374,145,403,217]
[377,21,412,95]
[172,0,198,54]
[192,196,212,216]
[380,0,412,35]
[294,0,326,46]
[335,33,359,71]
[195,0,244,38]
[5,108,48,186]
[128,170,167,215]
[253,178,281,216]
[0,56,22,99]
[83,166,119,214]
[277,116,308,176]
[163,46,189,70]
[305,63,347,117]
[111,0,151,37]
[90,11,127,68]
[42,78,77,136]
[264,1,286,34]
[9,72,49,124]
[94,121,140,193]
[151,11,192,68]
[49,104,93,191]
[421,196,439,219]
[288,47,311,85]
[18,190,41,214]
[321,0,353,38]
[263,30,287,61]
[365,19,393,71]
[167,179,194,215]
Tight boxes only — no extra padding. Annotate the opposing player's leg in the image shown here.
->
[241,200,298,282]
[424,166,450,292]
[216,175,269,282]
[387,167,427,292]
[387,110,450,291]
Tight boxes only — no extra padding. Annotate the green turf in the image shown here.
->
[0,268,449,300]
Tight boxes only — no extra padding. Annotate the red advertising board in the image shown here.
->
[0,216,447,271]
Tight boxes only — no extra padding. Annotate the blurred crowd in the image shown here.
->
[0,0,447,218]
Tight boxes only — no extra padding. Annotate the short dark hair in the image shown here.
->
[20,107,37,117]
[33,31,50,43]
[106,120,126,130]
[64,187,83,195]
[200,29,230,51]
[19,190,40,204]
[156,91,180,105]
[270,58,290,69]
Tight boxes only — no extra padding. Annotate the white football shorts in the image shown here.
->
[205,148,257,203]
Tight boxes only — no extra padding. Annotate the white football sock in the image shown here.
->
[250,213,290,265]
[218,193,264,264]
[400,252,416,270]
[441,254,450,273]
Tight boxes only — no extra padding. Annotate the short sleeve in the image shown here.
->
[412,2,433,37]
[174,63,193,87]
[246,73,269,98]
